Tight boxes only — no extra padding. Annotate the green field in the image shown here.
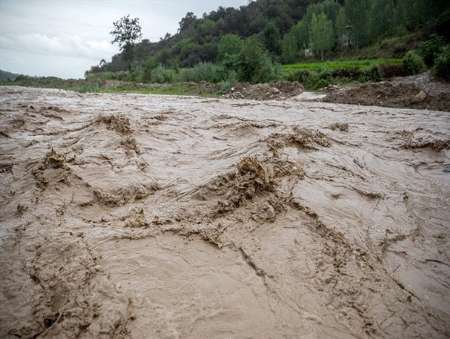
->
[0,78,220,97]
[99,82,219,97]
[282,58,402,74]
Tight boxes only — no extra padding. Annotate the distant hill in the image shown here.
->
[0,69,20,81]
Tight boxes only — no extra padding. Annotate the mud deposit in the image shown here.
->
[0,86,449,338]
[324,74,450,112]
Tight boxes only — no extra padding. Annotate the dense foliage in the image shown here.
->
[434,46,450,81]
[0,69,19,81]
[402,51,425,75]
[91,0,449,75]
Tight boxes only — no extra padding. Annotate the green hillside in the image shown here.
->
[0,69,20,81]
[92,0,450,74]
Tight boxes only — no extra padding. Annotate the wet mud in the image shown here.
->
[0,86,449,338]
[323,73,450,112]
[224,81,304,100]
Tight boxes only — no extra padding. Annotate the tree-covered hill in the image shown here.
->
[93,0,449,74]
[0,69,20,81]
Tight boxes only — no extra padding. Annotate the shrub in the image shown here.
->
[286,70,331,90]
[179,63,227,83]
[419,35,445,67]
[128,67,143,82]
[149,65,176,83]
[142,58,159,82]
[402,51,425,75]
[252,57,282,83]
[237,37,280,83]
[434,46,450,81]
[361,66,382,82]
[85,71,130,81]
[287,70,313,83]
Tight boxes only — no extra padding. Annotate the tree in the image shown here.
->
[217,34,243,69]
[368,0,396,43]
[111,15,142,70]
[310,13,334,60]
[344,0,370,48]
[178,12,197,34]
[238,37,279,83]
[281,31,299,63]
[294,20,310,52]
[263,22,282,56]
[335,7,348,49]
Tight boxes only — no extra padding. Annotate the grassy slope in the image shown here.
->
[283,58,401,74]
[0,80,219,97]
[99,83,219,96]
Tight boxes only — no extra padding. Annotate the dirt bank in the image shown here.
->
[224,81,304,100]
[0,86,449,338]
[323,73,450,112]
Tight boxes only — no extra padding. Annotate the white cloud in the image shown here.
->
[0,33,117,61]
[0,0,247,78]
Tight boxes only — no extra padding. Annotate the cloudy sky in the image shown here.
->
[0,0,247,79]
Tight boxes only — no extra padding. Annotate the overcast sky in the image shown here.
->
[0,0,247,79]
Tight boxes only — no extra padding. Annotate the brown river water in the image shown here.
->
[0,86,449,338]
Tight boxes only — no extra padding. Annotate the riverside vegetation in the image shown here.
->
[1,0,450,94]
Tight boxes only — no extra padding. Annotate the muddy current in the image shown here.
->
[0,86,449,338]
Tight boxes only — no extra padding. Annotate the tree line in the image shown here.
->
[93,0,449,73]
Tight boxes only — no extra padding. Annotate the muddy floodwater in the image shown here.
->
[0,86,449,338]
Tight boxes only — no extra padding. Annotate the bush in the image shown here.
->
[287,70,313,83]
[142,58,159,82]
[85,71,129,81]
[179,63,227,83]
[286,70,331,90]
[402,51,425,75]
[361,66,382,82]
[287,65,385,90]
[434,46,450,81]
[419,35,445,67]
[149,65,176,83]
[128,68,143,82]
[237,37,280,83]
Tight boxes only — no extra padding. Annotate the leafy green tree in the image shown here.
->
[281,31,299,63]
[368,0,396,42]
[110,15,142,70]
[335,7,348,49]
[238,37,279,83]
[419,35,445,67]
[179,12,197,34]
[319,0,341,25]
[402,51,425,75]
[218,34,243,69]
[294,20,310,51]
[281,19,309,63]
[263,22,282,55]
[344,0,370,48]
[434,46,450,81]
[310,13,334,60]
[196,19,217,40]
